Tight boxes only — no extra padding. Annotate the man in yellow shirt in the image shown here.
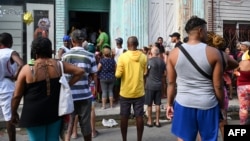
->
[115,36,147,141]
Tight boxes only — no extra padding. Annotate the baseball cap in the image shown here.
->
[71,29,86,41]
[115,37,123,44]
[63,35,71,42]
[169,32,181,38]
[240,41,250,47]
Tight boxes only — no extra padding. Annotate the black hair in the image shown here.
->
[127,36,139,47]
[0,32,13,47]
[31,37,52,59]
[154,42,161,48]
[185,16,207,33]
[157,37,163,41]
[183,37,189,43]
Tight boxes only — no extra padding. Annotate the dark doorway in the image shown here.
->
[68,11,109,43]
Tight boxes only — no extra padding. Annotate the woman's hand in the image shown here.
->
[10,112,19,125]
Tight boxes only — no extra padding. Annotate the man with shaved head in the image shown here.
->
[115,36,147,141]
[144,46,166,128]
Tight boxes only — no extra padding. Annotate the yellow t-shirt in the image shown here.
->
[115,50,147,98]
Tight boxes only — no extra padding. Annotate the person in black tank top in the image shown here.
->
[10,37,84,141]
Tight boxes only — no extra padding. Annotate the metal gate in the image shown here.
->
[223,23,250,51]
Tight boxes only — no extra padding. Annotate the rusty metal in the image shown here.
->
[223,24,250,51]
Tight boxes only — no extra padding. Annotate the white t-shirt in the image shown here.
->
[114,47,123,63]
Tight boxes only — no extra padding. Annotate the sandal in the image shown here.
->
[71,134,78,139]
[145,123,153,127]
[92,130,99,138]
[154,122,161,128]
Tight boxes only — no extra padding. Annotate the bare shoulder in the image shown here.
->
[168,48,179,60]
[18,64,31,77]
[168,48,179,65]
[206,46,220,59]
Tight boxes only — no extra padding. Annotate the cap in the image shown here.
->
[115,37,123,44]
[71,29,85,41]
[63,35,71,41]
[240,41,250,47]
[169,32,181,38]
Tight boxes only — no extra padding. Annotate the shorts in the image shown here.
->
[171,101,219,141]
[144,89,162,106]
[120,96,144,117]
[0,92,12,121]
[61,98,92,137]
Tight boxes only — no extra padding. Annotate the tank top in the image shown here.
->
[114,47,123,63]
[0,48,16,94]
[19,77,61,127]
[237,70,250,86]
[175,43,218,110]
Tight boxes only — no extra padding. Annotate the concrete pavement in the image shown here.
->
[0,119,240,141]
[0,96,241,141]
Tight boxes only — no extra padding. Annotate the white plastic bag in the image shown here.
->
[58,61,74,116]
[102,119,118,127]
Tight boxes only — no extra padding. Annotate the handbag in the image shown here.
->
[58,61,74,116]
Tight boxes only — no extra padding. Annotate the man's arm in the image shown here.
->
[211,50,224,109]
[166,52,177,106]
[166,49,178,120]
[11,51,24,80]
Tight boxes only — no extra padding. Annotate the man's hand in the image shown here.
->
[166,105,174,120]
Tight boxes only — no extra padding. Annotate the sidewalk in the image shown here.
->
[0,96,240,127]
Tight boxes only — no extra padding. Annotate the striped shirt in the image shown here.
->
[62,46,97,101]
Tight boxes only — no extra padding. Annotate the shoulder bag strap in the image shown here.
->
[177,45,212,80]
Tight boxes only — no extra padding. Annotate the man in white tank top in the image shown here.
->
[166,16,224,141]
[112,37,124,63]
[112,37,124,102]
[0,32,24,141]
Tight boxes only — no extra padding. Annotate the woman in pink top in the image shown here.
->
[235,50,250,125]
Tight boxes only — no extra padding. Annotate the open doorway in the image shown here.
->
[68,11,109,44]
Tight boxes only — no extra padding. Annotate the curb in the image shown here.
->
[0,105,240,128]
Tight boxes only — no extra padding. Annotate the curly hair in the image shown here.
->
[31,37,52,59]
[207,31,226,50]
[185,16,207,33]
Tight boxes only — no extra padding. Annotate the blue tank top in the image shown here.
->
[175,43,218,110]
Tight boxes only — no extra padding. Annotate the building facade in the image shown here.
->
[1,0,249,62]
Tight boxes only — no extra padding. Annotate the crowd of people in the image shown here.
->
[0,15,250,141]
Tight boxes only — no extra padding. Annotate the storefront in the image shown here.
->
[0,0,55,63]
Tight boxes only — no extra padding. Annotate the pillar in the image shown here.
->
[55,0,68,54]
[110,0,148,48]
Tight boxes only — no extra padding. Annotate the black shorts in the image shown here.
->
[144,89,162,106]
[120,96,144,117]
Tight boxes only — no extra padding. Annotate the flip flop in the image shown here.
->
[145,123,153,127]
[154,122,161,128]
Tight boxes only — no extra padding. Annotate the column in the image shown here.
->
[110,0,148,48]
[192,0,205,18]
[55,0,68,53]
